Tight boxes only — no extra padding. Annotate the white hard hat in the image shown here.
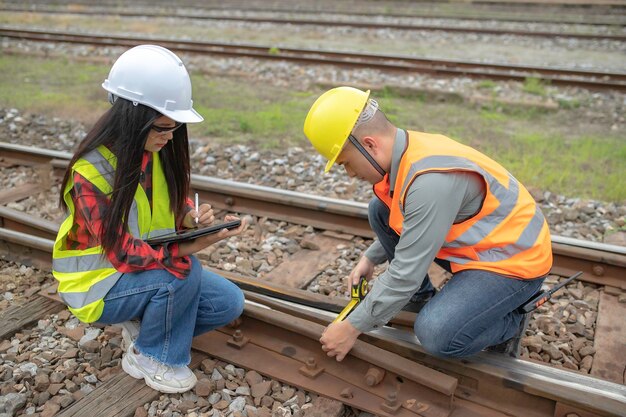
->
[102,45,203,123]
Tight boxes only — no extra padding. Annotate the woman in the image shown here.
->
[52,45,246,393]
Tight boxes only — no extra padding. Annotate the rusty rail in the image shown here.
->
[1,142,625,289]
[1,201,626,414]
[1,28,625,91]
[245,293,626,417]
[2,5,624,41]
[200,304,461,416]
[9,249,625,417]
[12,0,625,25]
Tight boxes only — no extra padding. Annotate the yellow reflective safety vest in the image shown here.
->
[53,145,176,322]
[373,131,552,279]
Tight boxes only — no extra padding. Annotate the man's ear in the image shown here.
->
[361,136,378,152]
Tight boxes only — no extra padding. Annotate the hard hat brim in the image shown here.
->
[160,107,204,124]
[324,149,342,173]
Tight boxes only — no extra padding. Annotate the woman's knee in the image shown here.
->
[228,285,245,320]
[213,279,244,323]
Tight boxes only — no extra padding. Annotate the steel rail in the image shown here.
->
[2,5,624,41]
[249,294,626,417]
[1,27,625,91]
[1,141,625,289]
[3,224,621,417]
[20,0,625,26]
[3,210,622,333]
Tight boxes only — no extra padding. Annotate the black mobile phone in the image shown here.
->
[145,220,241,246]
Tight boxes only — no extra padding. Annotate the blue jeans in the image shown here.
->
[368,197,544,358]
[96,256,244,367]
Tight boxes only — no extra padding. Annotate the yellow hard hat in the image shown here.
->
[303,87,370,172]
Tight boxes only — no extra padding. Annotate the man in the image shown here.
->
[303,86,552,361]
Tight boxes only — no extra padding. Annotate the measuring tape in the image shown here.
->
[333,276,369,323]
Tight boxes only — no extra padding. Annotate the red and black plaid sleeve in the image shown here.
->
[67,158,192,278]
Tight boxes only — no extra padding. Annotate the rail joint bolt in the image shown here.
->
[365,367,385,387]
[380,389,402,414]
[299,356,324,379]
[227,329,249,349]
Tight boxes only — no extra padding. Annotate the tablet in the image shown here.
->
[145,220,241,246]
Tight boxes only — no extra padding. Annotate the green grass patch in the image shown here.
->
[557,97,581,110]
[477,132,626,202]
[523,77,549,96]
[189,74,312,146]
[480,109,508,122]
[0,54,109,120]
[477,79,497,90]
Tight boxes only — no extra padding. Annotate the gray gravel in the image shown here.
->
[522,275,600,373]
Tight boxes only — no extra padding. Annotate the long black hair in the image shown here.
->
[60,98,191,254]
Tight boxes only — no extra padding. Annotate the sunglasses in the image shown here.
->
[151,122,184,134]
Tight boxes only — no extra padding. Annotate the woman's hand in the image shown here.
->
[177,215,247,256]
[348,255,375,286]
[182,203,215,229]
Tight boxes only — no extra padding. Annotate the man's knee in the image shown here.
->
[414,314,464,358]
[368,197,385,218]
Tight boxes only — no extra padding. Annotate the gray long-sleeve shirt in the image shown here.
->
[348,130,486,333]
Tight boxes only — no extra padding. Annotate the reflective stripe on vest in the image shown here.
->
[53,145,176,322]
[373,131,552,279]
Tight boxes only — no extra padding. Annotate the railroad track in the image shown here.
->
[1,142,626,416]
[2,27,625,92]
[2,142,625,289]
[3,5,625,41]
[8,0,626,25]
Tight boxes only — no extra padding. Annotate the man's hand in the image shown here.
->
[349,256,375,286]
[320,320,361,362]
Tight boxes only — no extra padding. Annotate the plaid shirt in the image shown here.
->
[66,151,194,278]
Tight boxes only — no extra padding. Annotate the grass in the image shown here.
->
[477,80,498,91]
[0,53,624,202]
[478,133,626,202]
[0,54,110,121]
[523,77,549,96]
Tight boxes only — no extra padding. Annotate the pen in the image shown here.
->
[194,192,199,224]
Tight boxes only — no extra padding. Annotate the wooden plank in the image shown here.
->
[0,296,65,339]
[591,291,626,384]
[0,183,43,205]
[264,234,341,289]
[57,351,206,417]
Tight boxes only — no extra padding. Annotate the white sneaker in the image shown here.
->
[119,320,141,352]
[122,342,197,393]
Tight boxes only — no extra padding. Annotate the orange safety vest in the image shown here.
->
[373,131,552,279]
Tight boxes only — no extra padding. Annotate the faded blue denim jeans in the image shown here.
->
[369,197,544,358]
[96,256,244,367]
